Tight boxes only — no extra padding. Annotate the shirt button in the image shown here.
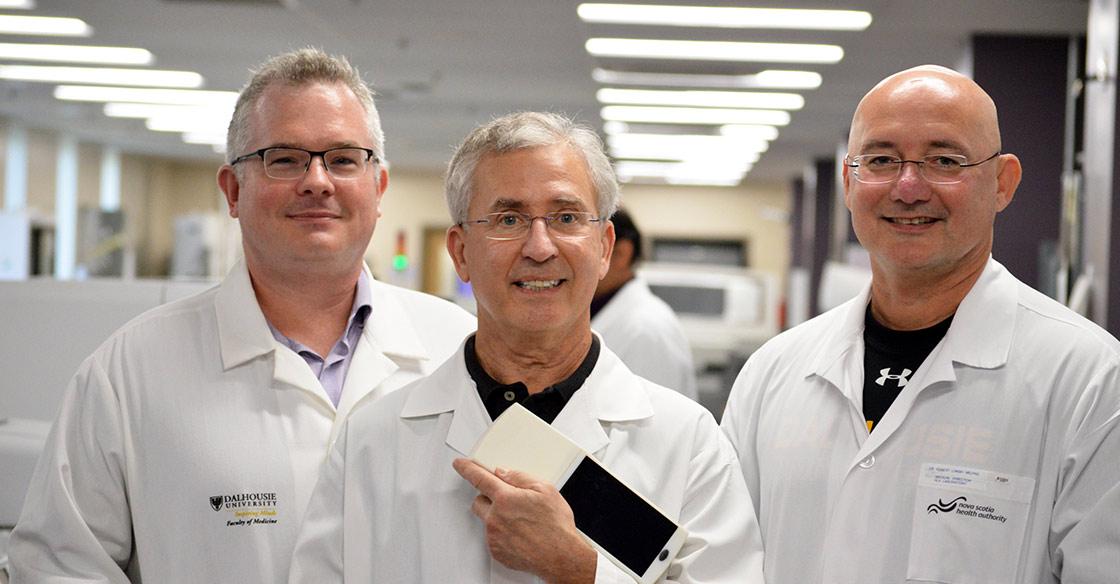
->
[503,390,516,401]
[858,455,875,469]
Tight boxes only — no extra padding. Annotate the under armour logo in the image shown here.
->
[875,368,911,387]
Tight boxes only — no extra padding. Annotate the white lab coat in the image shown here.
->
[592,278,698,400]
[721,258,1120,584]
[290,338,764,583]
[8,259,475,583]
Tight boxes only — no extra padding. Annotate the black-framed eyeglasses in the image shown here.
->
[230,146,378,180]
[459,211,604,241]
[845,151,1001,185]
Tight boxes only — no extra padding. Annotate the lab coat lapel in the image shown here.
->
[850,258,1017,466]
[553,343,652,457]
[397,343,491,457]
[335,275,432,412]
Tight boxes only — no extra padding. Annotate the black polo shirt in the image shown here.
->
[465,335,600,424]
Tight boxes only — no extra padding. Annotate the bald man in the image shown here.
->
[722,66,1120,583]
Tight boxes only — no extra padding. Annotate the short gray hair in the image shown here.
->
[444,111,620,223]
[226,47,384,164]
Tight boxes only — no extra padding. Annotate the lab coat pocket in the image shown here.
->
[906,463,1035,584]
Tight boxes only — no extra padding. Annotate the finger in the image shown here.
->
[494,467,544,490]
[453,458,506,496]
[470,494,492,519]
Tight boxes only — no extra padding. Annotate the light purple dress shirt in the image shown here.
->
[267,272,373,408]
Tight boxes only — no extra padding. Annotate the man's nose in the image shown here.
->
[892,161,931,204]
[521,217,559,262]
[297,155,335,195]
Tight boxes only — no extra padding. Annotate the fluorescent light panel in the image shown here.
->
[598,88,803,110]
[104,102,231,119]
[586,38,843,64]
[0,0,35,8]
[55,85,237,106]
[182,132,227,145]
[593,68,821,90]
[0,65,202,88]
[609,133,769,153]
[0,14,90,36]
[602,105,791,126]
[146,114,229,133]
[719,125,780,141]
[578,4,871,31]
[0,43,151,65]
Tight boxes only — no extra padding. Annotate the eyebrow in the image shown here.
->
[487,196,590,212]
[858,139,967,153]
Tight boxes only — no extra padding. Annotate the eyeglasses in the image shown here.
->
[230,147,378,180]
[460,211,604,241]
[845,151,1001,185]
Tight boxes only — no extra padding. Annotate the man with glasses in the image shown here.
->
[289,111,763,583]
[722,65,1120,583]
[10,49,474,582]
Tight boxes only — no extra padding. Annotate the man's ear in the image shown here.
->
[994,153,1021,212]
[372,165,389,219]
[217,165,241,218]
[446,224,470,283]
[598,220,615,280]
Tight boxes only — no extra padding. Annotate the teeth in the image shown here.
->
[893,217,933,225]
[518,280,560,290]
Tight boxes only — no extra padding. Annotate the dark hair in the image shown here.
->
[610,208,642,266]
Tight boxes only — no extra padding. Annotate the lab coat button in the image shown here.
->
[859,455,875,469]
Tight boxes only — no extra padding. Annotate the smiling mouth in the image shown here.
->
[887,217,936,225]
[515,279,562,290]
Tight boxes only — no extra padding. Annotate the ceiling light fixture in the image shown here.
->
[55,85,237,106]
[578,4,871,31]
[598,88,804,110]
[0,14,91,36]
[601,105,791,126]
[586,38,843,64]
[609,132,769,153]
[592,68,822,90]
[0,42,151,65]
[0,65,203,88]
[0,0,36,9]
[104,103,231,119]
[719,125,781,141]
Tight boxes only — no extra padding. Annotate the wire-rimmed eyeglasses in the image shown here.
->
[459,211,604,241]
[845,151,1001,185]
[230,146,378,180]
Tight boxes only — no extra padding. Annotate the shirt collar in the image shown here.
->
[264,270,373,357]
[465,334,601,423]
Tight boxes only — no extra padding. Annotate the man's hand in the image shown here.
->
[453,458,597,584]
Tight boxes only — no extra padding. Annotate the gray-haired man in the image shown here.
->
[290,111,763,583]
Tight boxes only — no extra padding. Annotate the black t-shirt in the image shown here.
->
[862,305,953,432]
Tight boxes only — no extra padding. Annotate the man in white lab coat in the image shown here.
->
[8,49,474,583]
[591,209,698,400]
[722,65,1120,583]
[290,111,763,583]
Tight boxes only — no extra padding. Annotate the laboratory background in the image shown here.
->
[2,0,1119,568]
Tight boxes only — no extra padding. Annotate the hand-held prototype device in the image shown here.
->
[471,404,688,583]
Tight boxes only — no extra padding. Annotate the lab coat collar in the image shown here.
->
[934,257,1015,370]
[215,258,276,371]
[400,334,654,458]
[805,257,1016,395]
[806,287,871,399]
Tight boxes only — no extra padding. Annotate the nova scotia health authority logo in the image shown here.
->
[927,496,967,514]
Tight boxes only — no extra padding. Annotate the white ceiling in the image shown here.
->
[0,0,1090,185]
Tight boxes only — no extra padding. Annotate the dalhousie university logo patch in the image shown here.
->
[210,496,224,512]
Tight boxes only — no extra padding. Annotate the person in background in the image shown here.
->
[721,64,1120,583]
[9,48,475,583]
[289,111,763,583]
[592,208,698,400]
